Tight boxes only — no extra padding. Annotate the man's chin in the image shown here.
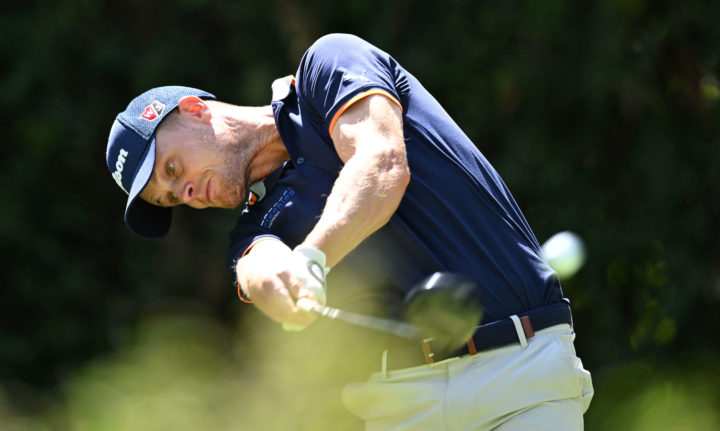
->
[215,195,245,210]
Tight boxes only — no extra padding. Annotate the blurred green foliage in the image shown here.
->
[1,0,719,429]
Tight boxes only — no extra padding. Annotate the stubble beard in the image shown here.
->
[215,143,250,209]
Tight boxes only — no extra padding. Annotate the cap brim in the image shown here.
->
[124,137,172,239]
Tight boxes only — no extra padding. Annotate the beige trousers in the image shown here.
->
[342,324,594,431]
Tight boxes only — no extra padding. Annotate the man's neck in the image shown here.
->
[248,132,289,182]
[224,104,289,182]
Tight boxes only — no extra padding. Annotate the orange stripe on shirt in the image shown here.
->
[328,89,402,137]
[236,237,284,303]
[241,236,282,257]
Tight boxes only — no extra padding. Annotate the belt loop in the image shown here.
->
[467,337,478,355]
[381,349,388,379]
[509,315,529,349]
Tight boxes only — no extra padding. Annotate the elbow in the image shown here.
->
[374,146,410,196]
[368,148,410,228]
[390,148,411,192]
[400,159,410,188]
[398,161,411,189]
[383,151,411,214]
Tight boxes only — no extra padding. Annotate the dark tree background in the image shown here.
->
[1,1,719,429]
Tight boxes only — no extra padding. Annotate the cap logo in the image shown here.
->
[139,100,166,121]
[111,148,130,193]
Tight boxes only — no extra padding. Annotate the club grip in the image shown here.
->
[296,298,321,313]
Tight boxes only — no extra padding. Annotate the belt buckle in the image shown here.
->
[421,335,480,365]
[421,338,435,364]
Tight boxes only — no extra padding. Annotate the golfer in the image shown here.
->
[106,33,593,430]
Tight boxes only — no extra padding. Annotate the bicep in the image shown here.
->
[330,93,405,163]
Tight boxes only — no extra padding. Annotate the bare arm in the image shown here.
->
[234,93,408,327]
[303,93,410,267]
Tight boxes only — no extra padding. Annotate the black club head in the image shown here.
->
[403,272,483,353]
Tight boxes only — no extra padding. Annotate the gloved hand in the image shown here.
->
[282,245,330,332]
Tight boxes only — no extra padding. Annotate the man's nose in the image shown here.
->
[176,181,196,203]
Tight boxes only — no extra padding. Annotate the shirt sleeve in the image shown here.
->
[296,34,405,136]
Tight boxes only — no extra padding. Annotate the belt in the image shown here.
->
[384,301,573,371]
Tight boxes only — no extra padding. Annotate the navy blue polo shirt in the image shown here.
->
[228,34,564,323]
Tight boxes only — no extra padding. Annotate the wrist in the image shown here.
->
[293,245,326,266]
[293,245,331,276]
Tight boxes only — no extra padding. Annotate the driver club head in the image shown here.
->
[403,272,483,353]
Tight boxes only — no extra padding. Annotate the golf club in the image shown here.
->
[298,272,483,352]
[296,299,424,339]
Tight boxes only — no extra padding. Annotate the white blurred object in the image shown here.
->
[541,231,586,280]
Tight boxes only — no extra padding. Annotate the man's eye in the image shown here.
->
[168,162,176,175]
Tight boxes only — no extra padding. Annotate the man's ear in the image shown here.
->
[177,96,212,124]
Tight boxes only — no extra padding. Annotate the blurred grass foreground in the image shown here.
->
[0,311,717,431]
[0,311,366,431]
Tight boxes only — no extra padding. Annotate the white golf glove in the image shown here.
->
[282,245,330,332]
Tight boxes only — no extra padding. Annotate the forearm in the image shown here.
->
[303,145,410,268]
[232,94,407,329]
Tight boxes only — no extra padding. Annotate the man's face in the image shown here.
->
[139,122,248,210]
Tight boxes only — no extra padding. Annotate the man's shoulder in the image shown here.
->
[297,34,366,96]
[306,33,369,54]
[301,33,379,68]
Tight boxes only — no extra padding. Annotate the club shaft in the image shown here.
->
[298,299,422,339]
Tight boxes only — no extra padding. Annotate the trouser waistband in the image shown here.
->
[384,301,573,371]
